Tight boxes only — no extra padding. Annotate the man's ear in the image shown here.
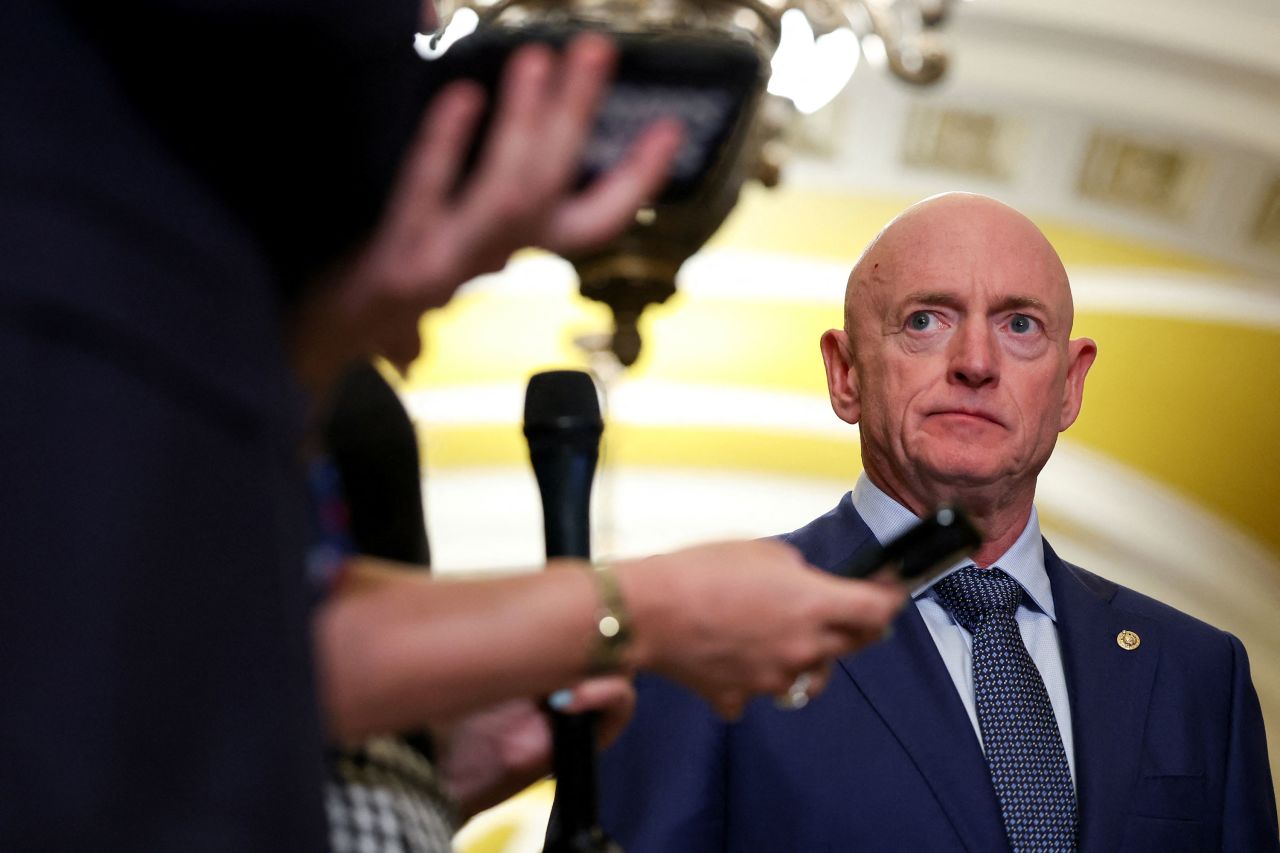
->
[820,329,861,426]
[1058,336,1097,431]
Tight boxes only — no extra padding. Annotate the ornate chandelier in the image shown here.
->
[424,0,956,366]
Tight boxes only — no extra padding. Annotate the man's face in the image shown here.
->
[827,197,1095,506]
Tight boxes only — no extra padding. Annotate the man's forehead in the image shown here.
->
[849,213,1072,317]
[853,260,1069,307]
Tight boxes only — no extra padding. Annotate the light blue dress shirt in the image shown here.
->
[851,475,1078,786]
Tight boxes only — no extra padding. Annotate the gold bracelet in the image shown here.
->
[588,562,631,674]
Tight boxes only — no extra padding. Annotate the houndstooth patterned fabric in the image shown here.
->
[933,566,1078,852]
[326,736,458,853]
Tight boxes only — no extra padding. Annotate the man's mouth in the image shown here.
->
[929,408,1004,428]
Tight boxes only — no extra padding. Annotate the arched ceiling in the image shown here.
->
[779,0,1280,277]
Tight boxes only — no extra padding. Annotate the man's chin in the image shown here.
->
[913,453,1008,492]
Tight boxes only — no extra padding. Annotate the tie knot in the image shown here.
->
[932,566,1022,632]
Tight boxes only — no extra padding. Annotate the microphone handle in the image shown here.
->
[530,443,621,853]
[545,713,620,853]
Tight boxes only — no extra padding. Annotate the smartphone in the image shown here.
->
[837,507,981,586]
[417,25,766,203]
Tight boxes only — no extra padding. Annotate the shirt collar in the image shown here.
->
[849,473,1057,621]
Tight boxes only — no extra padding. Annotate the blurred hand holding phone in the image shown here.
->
[417,25,767,203]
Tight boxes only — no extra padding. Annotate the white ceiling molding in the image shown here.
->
[775,0,1280,278]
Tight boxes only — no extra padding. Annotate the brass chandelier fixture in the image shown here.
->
[424,0,957,366]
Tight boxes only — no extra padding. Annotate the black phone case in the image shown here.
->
[418,26,764,203]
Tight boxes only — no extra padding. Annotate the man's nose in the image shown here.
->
[948,321,998,388]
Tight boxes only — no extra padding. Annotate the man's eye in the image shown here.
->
[1009,314,1039,334]
[908,311,935,331]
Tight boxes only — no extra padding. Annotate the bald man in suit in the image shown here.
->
[598,193,1278,852]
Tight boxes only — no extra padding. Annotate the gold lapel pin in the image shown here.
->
[1116,629,1141,651]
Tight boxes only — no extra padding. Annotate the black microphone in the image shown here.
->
[524,370,603,564]
[837,506,982,585]
[522,370,620,853]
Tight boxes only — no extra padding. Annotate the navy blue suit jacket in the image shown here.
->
[600,494,1278,851]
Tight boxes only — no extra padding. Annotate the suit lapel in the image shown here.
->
[799,495,1004,850]
[1047,544,1160,853]
[840,604,1007,852]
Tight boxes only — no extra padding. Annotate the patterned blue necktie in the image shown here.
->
[932,566,1078,852]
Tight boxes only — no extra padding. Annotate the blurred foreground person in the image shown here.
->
[599,193,1278,852]
[0,2,904,850]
